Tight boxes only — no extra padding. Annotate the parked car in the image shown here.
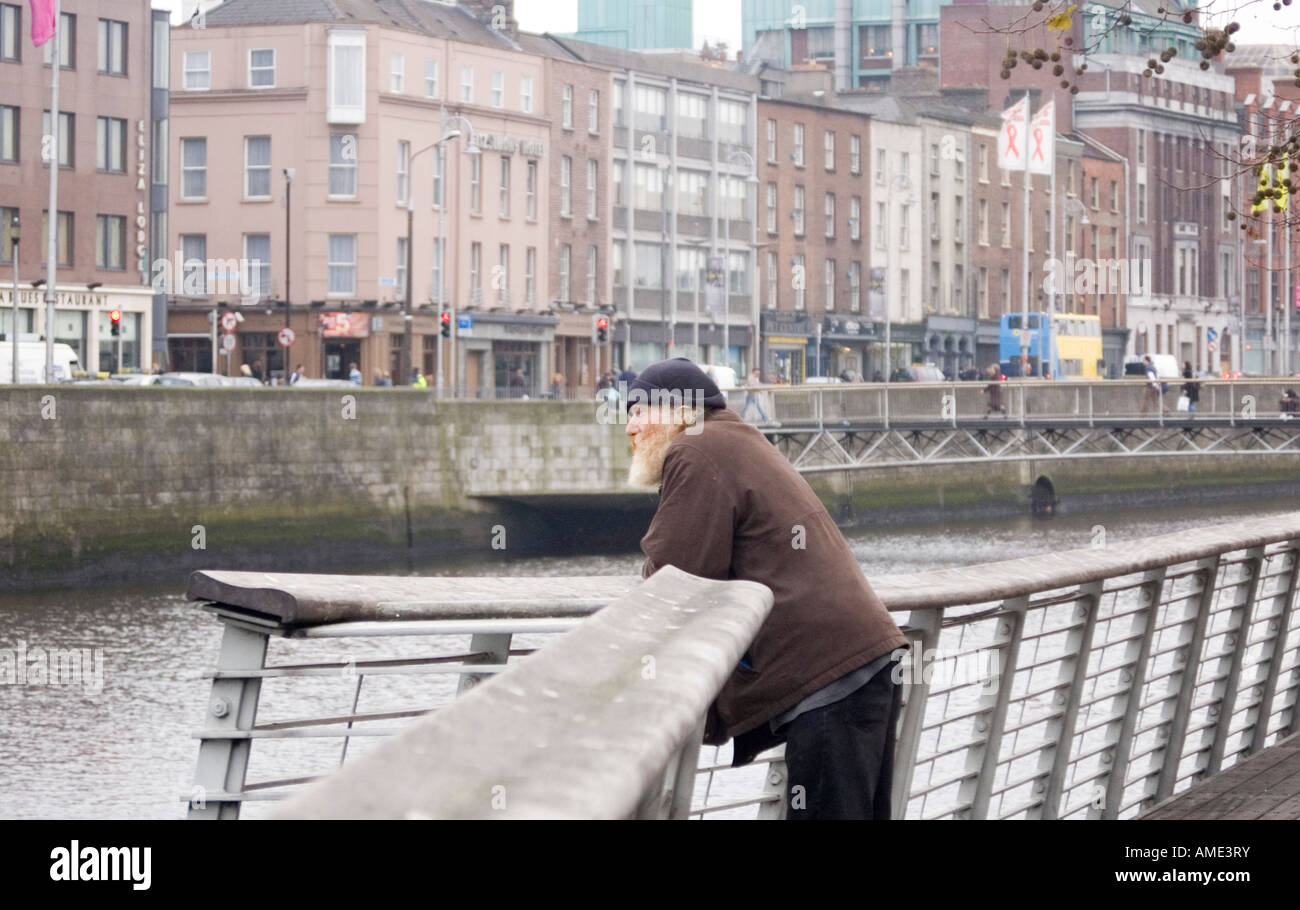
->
[158,372,227,387]
[110,373,165,386]
[803,376,844,384]
[0,341,82,383]
[895,363,946,382]
[289,377,357,388]
[221,376,266,388]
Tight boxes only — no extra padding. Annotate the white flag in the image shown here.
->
[1027,100,1055,176]
[998,96,1028,172]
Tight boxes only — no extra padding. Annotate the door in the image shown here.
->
[324,341,361,380]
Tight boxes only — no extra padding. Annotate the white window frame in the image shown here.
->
[586,159,598,220]
[470,154,481,214]
[425,59,439,99]
[562,84,573,129]
[588,89,599,134]
[181,137,207,200]
[491,71,504,108]
[525,246,536,305]
[850,134,860,175]
[396,237,408,299]
[327,31,365,124]
[329,133,357,198]
[850,261,861,312]
[793,185,805,236]
[766,183,777,233]
[183,51,210,91]
[793,254,805,310]
[525,160,537,220]
[520,76,533,113]
[249,48,275,88]
[850,195,860,241]
[559,244,571,302]
[560,156,572,217]
[767,119,777,164]
[824,130,835,171]
[390,54,404,93]
[499,155,510,217]
[793,123,804,167]
[243,233,271,298]
[327,233,356,296]
[767,251,778,309]
[244,135,271,200]
[460,65,474,103]
[587,245,597,304]
[825,192,835,239]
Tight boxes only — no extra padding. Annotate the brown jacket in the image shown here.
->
[640,407,907,752]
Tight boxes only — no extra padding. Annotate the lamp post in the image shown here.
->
[9,212,17,383]
[885,173,916,381]
[431,111,477,397]
[722,149,759,374]
[283,168,293,330]
[1058,195,1090,378]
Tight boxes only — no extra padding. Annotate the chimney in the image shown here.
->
[460,0,518,41]
[834,0,852,92]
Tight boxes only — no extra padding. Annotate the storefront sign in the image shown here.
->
[471,131,545,158]
[0,289,108,309]
[761,311,810,336]
[824,316,876,339]
[136,120,149,277]
[318,312,371,338]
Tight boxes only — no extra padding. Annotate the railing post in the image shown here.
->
[635,719,704,819]
[756,747,789,820]
[1154,555,1222,802]
[951,382,958,429]
[457,632,513,695]
[1088,384,1094,428]
[1100,568,1166,819]
[1250,540,1300,750]
[882,385,889,430]
[1040,580,1104,819]
[1205,546,1266,777]
[891,610,939,819]
[963,597,1028,819]
[188,620,270,819]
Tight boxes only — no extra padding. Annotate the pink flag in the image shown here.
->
[29,0,56,47]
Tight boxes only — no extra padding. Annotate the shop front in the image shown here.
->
[1,284,154,376]
[820,316,876,380]
[454,311,557,398]
[923,315,978,379]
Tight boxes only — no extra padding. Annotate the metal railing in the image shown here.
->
[185,512,1300,819]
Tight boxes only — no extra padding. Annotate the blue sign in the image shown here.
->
[458,314,473,331]
[1207,328,1218,341]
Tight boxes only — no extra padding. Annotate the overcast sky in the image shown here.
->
[157,1,1300,54]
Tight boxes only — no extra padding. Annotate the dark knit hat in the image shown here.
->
[625,357,727,410]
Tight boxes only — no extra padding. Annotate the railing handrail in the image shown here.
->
[271,566,774,819]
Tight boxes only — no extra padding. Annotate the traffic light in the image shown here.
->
[594,315,609,345]
[110,309,122,337]
[440,311,451,339]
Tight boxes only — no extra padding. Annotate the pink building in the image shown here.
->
[167,0,558,393]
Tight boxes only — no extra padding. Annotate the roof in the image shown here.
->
[1224,44,1298,73]
[543,35,760,93]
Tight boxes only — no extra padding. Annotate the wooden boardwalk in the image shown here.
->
[1140,732,1300,820]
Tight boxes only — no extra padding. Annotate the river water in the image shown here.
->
[1,496,1294,819]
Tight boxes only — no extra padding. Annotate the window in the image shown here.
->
[560,156,571,216]
[1001,268,1010,312]
[729,251,749,294]
[152,18,168,89]
[390,54,404,93]
[613,243,624,287]
[718,99,747,146]
[633,163,663,210]
[562,84,573,129]
[1137,181,1146,222]
[491,71,503,108]
[98,19,126,75]
[977,267,988,318]
[825,193,835,238]
[767,252,778,310]
[824,259,836,311]
[392,140,410,205]
[43,12,73,69]
[180,138,206,198]
[955,150,964,181]
[1110,180,1119,212]
[874,147,885,184]
[676,93,707,139]
[329,133,356,196]
[793,185,805,235]
[719,174,746,220]
[96,116,126,173]
[900,151,910,179]
[954,195,963,242]
[460,65,474,103]
[850,135,861,174]
[425,59,439,99]
[180,234,206,294]
[246,136,271,198]
[327,31,364,123]
[520,76,533,113]
[1137,130,1146,165]
[977,198,988,245]
[96,214,125,269]
[586,159,598,220]
[328,234,356,295]
[793,254,805,309]
[633,85,666,131]
[613,81,625,126]
[613,160,624,206]
[184,51,210,90]
[918,23,938,55]
[1,4,19,62]
[1067,160,1076,196]
[249,48,274,87]
[42,110,73,168]
[587,245,597,304]
[588,89,599,133]
[875,201,887,250]
[41,210,73,266]
[499,155,510,217]
[767,119,777,164]
[863,24,891,56]
[634,243,660,288]
[433,145,444,207]
[824,131,835,171]
[766,183,777,233]
[559,244,571,301]
[497,243,509,305]
[525,247,536,304]
[244,233,270,297]
[470,154,482,214]
[793,123,805,166]
[849,261,861,312]
[1001,201,1011,247]
[1090,176,1099,209]
[899,203,909,249]
[930,143,939,176]
[525,160,537,220]
[979,144,988,182]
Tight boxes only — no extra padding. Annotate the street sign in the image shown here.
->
[1206,328,1218,341]
[277,327,296,347]
[220,333,237,353]
[457,313,473,337]
[1208,340,1218,353]
[220,312,238,332]
[378,277,397,287]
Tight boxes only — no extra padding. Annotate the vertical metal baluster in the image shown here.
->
[338,671,366,766]
[1155,555,1222,802]
[458,632,513,695]
[1100,569,1165,819]
[1250,541,1300,751]
[964,597,1028,820]
[1206,546,1265,776]
[666,720,705,820]
[756,746,789,820]
[891,612,940,818]
[188,619,271,820]
[1041,581,1103,819]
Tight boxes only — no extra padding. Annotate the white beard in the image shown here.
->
[627,423,679,488]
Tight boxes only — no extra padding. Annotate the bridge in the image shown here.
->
[184,511,1300,820]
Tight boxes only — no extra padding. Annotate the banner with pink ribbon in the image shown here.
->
[28,0,56,47]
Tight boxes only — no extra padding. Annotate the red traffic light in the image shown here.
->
[109,309,121,323]
[440,311,451,324]
[596,317,608,330]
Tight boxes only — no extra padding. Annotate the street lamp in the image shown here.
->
[1056,195,1090,378]
[722,149,759,373]
[8,211,17,384]
[884,173,916,381]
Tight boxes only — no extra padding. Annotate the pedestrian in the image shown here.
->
[373,369,391,387]
[289,363,303,385]
[740,367,770,424]
[252,359,266,383]
[239,362,253,378]
[627,357,908,820]
[550,371,563,399]
[411,367,427,388]
[1140,355,1161,414]
[983,364,1005,416]
[509,368,527,398]
[872,370,884,383]
[1180,361,1199,414]
[348,361,362,385]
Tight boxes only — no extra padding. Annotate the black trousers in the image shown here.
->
[783,660,903,820]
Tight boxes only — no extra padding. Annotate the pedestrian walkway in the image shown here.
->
[1139,732,1300,820]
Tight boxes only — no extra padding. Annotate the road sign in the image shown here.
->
[220,312,238,332]
[1206,328,1218,341]
[277,327,296,347]
[1208,340,1218,353]
[220,333,237,353]
[457,313,473,337]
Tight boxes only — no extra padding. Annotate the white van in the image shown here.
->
[1126,353,1181,380]
[700,364,738,390]
[0,341,81,383]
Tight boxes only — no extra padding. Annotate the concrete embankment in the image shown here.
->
[2,388,1298,591]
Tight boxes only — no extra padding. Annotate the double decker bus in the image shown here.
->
[999,312,1104,378]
